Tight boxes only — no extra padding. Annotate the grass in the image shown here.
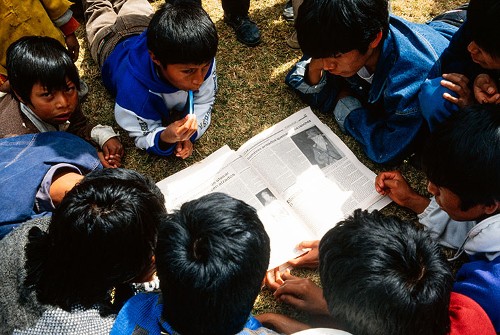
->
[74,0,464,326]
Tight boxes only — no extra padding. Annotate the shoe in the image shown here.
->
[282,0,294,21]
[286,31,300,49]
[224,14,261,47]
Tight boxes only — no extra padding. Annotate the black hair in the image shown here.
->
[422,104,500,210]
[467,0,500,58]
[6,36,80,104]
[295,0,389,58]
[155,192,270,335]
[146,0,218,65]
[319,210,453,335]
[25,168,165,314]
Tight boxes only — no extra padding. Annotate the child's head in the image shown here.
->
[155,193,270,335]
[319,209,453,335]
[422,104,500,220]
[467,0,500,69]
[147,0,218,91]
[25,168,165,312]
[7,36,80,124]
[295,0,388,59]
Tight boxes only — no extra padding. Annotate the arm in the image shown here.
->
[374,171,430,213]
[285,57,343,114]
[43,0,80,61]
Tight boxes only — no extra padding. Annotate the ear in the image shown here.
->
[484,201,500,215]
[148,50,162,67]
[369,30,384,49]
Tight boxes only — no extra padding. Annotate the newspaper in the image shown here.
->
[157,107,391,269]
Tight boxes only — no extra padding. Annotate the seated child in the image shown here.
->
[83,0,218,158]
[0,132,102,238]
[0,0,80,92]
[110,193,286,335]
[0,36,123,168]
[375,104,500,331]
[262,210,496,335]
[419,0,500,131]
[0,168,166,334]
[285,0,457,164]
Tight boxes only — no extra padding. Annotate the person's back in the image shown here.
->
[285,0,457,164]
[0,168,165,334]
[111,193,280,335]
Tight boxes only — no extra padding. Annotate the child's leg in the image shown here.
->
[82,0,153,67]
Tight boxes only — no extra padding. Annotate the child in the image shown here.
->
[285,0,457,164]
[0,0,80,92]
[419,0,500,131]
[110,193,288,335]
[0,36,123,168]
[262,210,496,335]
[83,0,218,158]
[375,104,500,331]
[0,168,166,334]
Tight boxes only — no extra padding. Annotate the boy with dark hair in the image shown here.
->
[0,168,166,334]
[1,36,123,168]
[375,104,500,331]
[262,210,496,335]
[419,0,500,131]
[285,0,457,164]
[83,0,218,158]
[111,193,283,335]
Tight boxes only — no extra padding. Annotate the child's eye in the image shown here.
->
[183,69,195,74]
[41,92,52,98]
[65,86,76,93]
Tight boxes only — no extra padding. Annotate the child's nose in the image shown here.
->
[55,92,69,107]
[192,70,204,86]
[322,59,336,72]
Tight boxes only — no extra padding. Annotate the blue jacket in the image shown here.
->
[285,15,456,164]
[110,292,279,335]
[102,31,217,156]
[0,132,101,238]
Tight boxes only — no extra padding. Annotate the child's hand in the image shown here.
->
[267,269,329,315]
[440,73,473,108]
[65,33,80,62]
[160,115,198,144]
[175,140,193,159]
[474,74,500,104]
[101,137,124,168]
[287,240,320,269]
[375,171,430,213]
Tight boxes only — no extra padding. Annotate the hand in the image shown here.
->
[473,74,500,104]
[440,73,473,108]
[305,58,324,85]
[267,270,329,315]
[287,240,320,269]
[160,114,197,144]
[375,171,429,213]
[65,33,80,62]
[175,140,193,159]
[101,137,124,168]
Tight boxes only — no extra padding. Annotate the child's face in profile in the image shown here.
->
[28,79,78,125]
[468,41,500,70]
[157,61,211,91]
[427,181,493,221]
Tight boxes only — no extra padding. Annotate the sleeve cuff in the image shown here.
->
[59,16,80,36]
[36,163,82,212]
[91,124,120,148]
[333,96,362,132]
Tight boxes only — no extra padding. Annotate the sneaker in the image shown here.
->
[286,31,300,49]
[282,0,294,21]
[224,14,261,47]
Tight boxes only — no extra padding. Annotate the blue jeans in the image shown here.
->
[0,132,102,239]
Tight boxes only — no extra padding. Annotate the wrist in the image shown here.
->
[406,194,431,214]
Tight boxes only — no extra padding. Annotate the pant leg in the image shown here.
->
[221,0,250,17]
[83,0,153,66]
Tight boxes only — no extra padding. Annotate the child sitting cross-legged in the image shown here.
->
[0,36,123,168]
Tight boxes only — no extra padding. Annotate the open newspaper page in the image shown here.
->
[236,107,391,239]
[156,145,316,269]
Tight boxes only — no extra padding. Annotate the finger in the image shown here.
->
[442,92,459,104]
[296,240,318,250]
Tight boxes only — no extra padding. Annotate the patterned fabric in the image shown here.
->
[13,305,115,335]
